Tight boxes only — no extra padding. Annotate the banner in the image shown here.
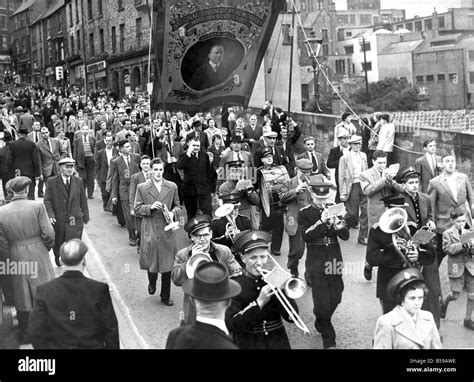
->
[152,0,285,113]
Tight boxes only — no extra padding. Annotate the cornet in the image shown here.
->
[257,253,310,334]
[162,203,180,231]
[215,203,240,242]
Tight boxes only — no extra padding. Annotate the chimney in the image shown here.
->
[432,8,439,38]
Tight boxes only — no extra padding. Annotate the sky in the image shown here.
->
[333,0,460,18]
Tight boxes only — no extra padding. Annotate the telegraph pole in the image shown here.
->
[81,0,88,96]
[360,36,370,106]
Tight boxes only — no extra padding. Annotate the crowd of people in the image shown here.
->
[0,84,472,350]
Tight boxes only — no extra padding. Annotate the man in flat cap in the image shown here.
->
[225,230,299,349]
[172,214,242,325]
[166,261,240,349]
[44,158,89,267]
[0,176,55,343]
[298,175,349,349]
[365,192,436,315]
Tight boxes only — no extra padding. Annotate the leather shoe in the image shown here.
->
[148,284,156,295]
[129,239,137,246]
[363,265,372,281]
[440,299,448,319]
[358,238,368,246]
[54,257,62,267]
[463,318,474,330]
[161,299,174,306]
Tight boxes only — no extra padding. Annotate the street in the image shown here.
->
[83,188,473,350]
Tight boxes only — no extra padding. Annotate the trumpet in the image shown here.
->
[162,203,180,231]
[257,253,310,334]
[186,252,212,278]
[215,203,240,242]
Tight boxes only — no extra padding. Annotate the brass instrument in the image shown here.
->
[215,203,241,242]
[186,252,212,278]
[257,253,310,334]
[461,231,474,256]
[323,202,347,230]
[161,203,180,231]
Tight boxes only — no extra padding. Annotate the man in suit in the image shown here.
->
[187,120,209,152]
[115,119,133,142]
[339,135,369,244]
[27,120,42,144]
[26,239,119,349]
[44,158,89,267]
[428,154,473,267]
[19,108,35,133]
[253,130,287,169]
[37,127,64,197]
[327,130,351,203]
[277,122,301,178]
[397,167,441,329]
[259,100,279,128]
[166,261,240,349]
[94,134,117,210]
[109,140,141,246]
[42,99,55,128]
[296,136,331,179]
[218,134,253,184]
[189,44,229,91]
[73,124,96,199]
[242,114,261,154]
[9,127,41,200]
[177,136,214,219]
[415,139,441,193]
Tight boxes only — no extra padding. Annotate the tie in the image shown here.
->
[35,132,39,143]
[458,229,463,237]
[65,178,70,193]
[145,173,150,181]
[430,155,436,174]
[311,152,318,172]
[124,156,129,168]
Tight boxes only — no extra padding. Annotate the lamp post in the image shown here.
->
[359,36,370,106]
[304,30,323,112]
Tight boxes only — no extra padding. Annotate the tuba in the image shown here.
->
[215,203,240,242]
[186,252,212,278]
[379,207,419,268]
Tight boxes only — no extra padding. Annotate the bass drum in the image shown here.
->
[259,165,289,217]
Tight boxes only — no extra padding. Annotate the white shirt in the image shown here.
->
[444,174,457,202]
[308,151,318,167]
[61,174,70,186]
[426,153,437,174]
[233,151,243,162]
[196,315,229,335]
[105,147,114,165]
[209,62,219,72]
[351,151,363,183]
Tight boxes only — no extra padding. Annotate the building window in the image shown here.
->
[361,62,372,71]
[281,24,291,45]
[415,20,422,31]
[360,14,371,24]
[0,14,6,30]
[469,50,474,62]
[75,0,79,23]
[469,15,474,28]
[470,72,474,84]
[111,26,116,53]
[439,16,445,28]
[405,22,413,31]
[416,75,424,83]
[321,29,328,41]
[119,23,125,52]
[426,74,434,82]
[60,40,64,61]
[338,15,349,24]
[98,0,103,16]
[2,36,7,50]
[77,30,81,50]
[47,19,51,38]
[346,31,352,38]
[69,3,73,26]
[361,41,371,51]
[87,0,93,20]
[136,18,142,48]
[0,0,5,8]
[449,73,458,84]
[344,45,354,54]
[322,44,329,56]
[58,13,62,32]
[349,14,356,24]
[89,33,94,56]
[373,16,379,25]
[118,0,124,11]
[21,37,25,53]
[437,73,445,81]
[100,29,104,53]
[335,59,345,74]
[300,1,306,11]
[425,19,432,30]
[70,35,75,55]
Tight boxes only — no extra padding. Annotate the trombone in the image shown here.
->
[215,203,241,242]
[257,253,310,335]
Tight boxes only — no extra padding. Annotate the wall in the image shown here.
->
[378,51,413,82]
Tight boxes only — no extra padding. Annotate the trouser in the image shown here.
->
[37,177,44,196]
[346,182,368,240]
[260,210,284,254]
[1,176,12,199]
[308,271,344,348]
[27,176,36,200]
[148,271,171,301]
[113,195,126,226]
[81,156,95,198]
[287,228,305,274]
[164,164,183,204]
[380,298,397,314]
[436,233,446,267]
[100,181,110,209]
[121,198,136,240]
[183,193,212,220]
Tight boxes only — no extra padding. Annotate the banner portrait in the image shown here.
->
[152,0,285,112]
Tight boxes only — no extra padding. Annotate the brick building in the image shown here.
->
[0,0,21,82]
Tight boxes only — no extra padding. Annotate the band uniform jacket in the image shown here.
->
[428,172,473,234]
[172,242,242,325]
[279,175,312,236]
[37,137,63,178]
[338,151,368,201]
[165,321,237,349]
[225,272,298,349]
[373,305,442,349]
[109,153,141,201]
[26,271,120,349]
[360,166,404,228]
[0,196,55,311]
[296,151,330,178]
[442,225,474,278]
[415,154,441,193]
[366,224,436,302]
[211,214,252,249]
[177,151,214,196]
[44,175,90,248]
[9,136,41,177]
[134,179,181,274]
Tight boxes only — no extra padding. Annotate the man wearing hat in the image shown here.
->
[225,230,299,349]
[172,214,242,324]
[339,135,369,243]
[279,158,313,278]
[253,130,287,169]
[365,193,436,314]
[327,130,351,203]
[373,268,441,349]
[211,192,252,265]
[0,176,55,343]
[296,136,331,179]
[186,120,209,152]
[9,126,41,200]
[298,175,349,349]
[397,167,440,327]
[218,134,253,174]
[44,157,90,267]
[166,261,241,349]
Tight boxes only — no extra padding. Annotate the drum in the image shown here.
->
[259,165,290,217]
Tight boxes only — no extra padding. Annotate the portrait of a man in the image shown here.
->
[188,44,230,91]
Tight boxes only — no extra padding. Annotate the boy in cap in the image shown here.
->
[166,261,241,349]
[225,230,299,349]
[298,175,349,349]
